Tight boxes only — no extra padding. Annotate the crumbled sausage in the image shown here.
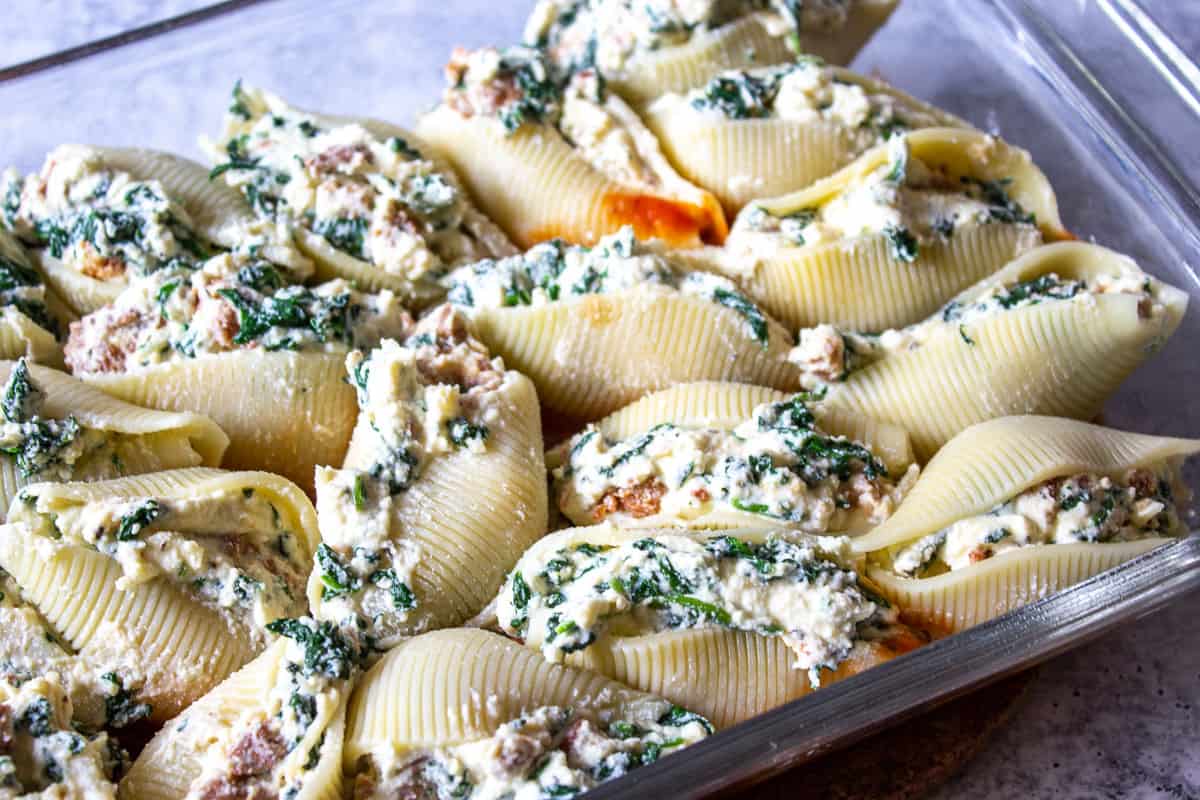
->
[968,546,992,564]
[228,721,288,779]
[78,242,127,280]
[443,48,523,118]
[1126,468,1157,499]
[306,144,374,177]
[410,305,504,395]
[64,307,150,374]
[591,479,666,522]
[496,733,543,773]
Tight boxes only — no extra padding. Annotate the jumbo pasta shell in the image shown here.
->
[344,628,671,764]
[0,523,255,723]
[867,539,1171,634]
[313,374,548,645]
[467,287,801,420]
[0,307,61,366]
[120,640,348,800]
[825,244,1189,461]
[79,350,356,494]
[646,69,968,215]
[416,104,727,250]
[852,415,1200,554]
[714,128,1066,331]
[0,361,228,519]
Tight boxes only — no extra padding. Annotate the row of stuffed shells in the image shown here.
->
[204,84,517,309]
[523,0,900,106]
[0,359,228,517]
[854,416,1200,633]
[309,306,548,650]
[484,525,925,729]
[679,127,1068,332]
[0,467,317,727]
[815,241,1188,460]
[547,380,916,531]
[0,228,72,366]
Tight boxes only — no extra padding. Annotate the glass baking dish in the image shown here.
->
[2,0,1198,796]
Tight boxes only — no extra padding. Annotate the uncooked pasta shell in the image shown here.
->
[868,539,1172,634]
[825,244,1189,461]
[0,360,228,519]
[466,287,802,420]
[852,415,1200,554]
[344,628,674,765]
[416,106,726,250]
[646,69,968,214]
[312,374,548,646]
[119,640,348,800]
[79,350,357,494]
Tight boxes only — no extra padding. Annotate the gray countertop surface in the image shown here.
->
[2,2,1198,799]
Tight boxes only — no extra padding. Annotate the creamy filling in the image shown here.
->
[210,85,500,292]
[524,0,853,79]
[357,704,711,800]
[497,530,896,685]
[313,306,508,643]
[0,675,123,798]
[63,253,410,375]
[555,394,908,529]
[788,266,1168,388]
[1,147,210,282]
[447,227,771,346]
[0,243,57,338]
[890,468,1190,579]
[740,137,1041,257]
[11,485,309,646]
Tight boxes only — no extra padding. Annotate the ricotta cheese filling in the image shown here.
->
[497,529,897,685]
[524,0,853,79]
[554,394,910,528]
[356,704,711,800]
[11,483,310,647]
[662,58,943,140]
[63,253,410,375]
[313,306,509,642]
[447,227,772,346]
[788,264,1170,388]
[890,467,1191,579]
[210,84,504,295]
[0,243,57,338]
[0,360,104,482]
[1,146,210,282]
[0,674,124,799]
[739,136,1042,259]
[183,616,359,800]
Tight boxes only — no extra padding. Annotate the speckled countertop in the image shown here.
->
[2,2,1198,798]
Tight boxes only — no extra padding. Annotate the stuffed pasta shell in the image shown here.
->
[309,306,547,651]
[645,58,968,214]
[64,254,412,491]
[1,144,309,315]
[0,468,318,725]
[445,227,801,418]
[525,0,900,105]
[550,381,916,531]
[696,128,1066,331]
[0,229,69,365]
[416,47,727,250]
[120,622,355,800]
[799,242,1187,460]
[345,628,712,797]
[0,673,125,799]
[854,416,1200,633]
[205,83,516,308]
[491,526,925,727]
[0,359,227,518]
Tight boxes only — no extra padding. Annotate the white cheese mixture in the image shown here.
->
[313,306,509,644]
[555,394,910,529]
[0,234,58,338]
[524,0,853,79]
[497,529,896,685]
[890,467,1190,579]
[447,227,772,346]
[11,483,309,647]
[1,145,210,283]
[63,253,410,375]
[740,136,1042,258]
[210,84,508,296]
[358,703,710,800]
[788,264,1170,388]
[0,674,123,799]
